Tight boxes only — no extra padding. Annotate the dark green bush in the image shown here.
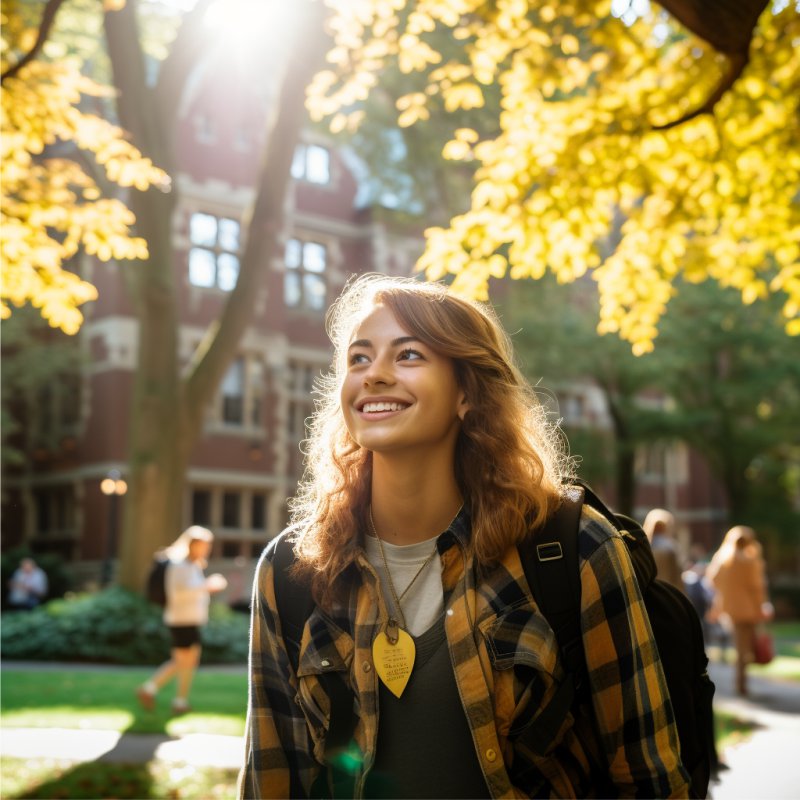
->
[0,587,249,665]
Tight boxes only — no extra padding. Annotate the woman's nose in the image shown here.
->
[363,354,394,385]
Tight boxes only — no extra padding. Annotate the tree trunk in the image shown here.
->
[105,0,331,590]
[605,393,636,516]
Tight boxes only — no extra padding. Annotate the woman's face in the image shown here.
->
[188,538,212,561]
[340,304,469,456]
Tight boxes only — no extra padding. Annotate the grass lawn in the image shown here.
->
[1,667,247,736]
[2,622,797,798]
[1,666,247,798]
[714,709,758,753]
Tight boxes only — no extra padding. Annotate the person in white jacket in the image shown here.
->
[137,526,227,714]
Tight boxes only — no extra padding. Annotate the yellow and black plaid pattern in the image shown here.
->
[240,505,690,799]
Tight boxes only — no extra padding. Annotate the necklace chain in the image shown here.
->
[368,506,440,632]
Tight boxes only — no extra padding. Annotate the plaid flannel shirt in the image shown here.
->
[239,504,690,799]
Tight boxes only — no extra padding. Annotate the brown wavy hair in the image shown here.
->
[290,274,573,606]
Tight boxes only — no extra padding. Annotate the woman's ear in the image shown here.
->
[457,393,470,421]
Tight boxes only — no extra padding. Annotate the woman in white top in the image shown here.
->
[137,526,227,714]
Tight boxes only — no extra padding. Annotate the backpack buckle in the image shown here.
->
[536,542,563,562]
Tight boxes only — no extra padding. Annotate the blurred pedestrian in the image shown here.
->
[7,557,48,610]
[642,508,686,593]
[136,526,227,714]
[682,557,714,639]
[706,525,773,696]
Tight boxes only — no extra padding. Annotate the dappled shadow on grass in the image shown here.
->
[9,760,155,799]
[8,706,160,799]
[5,705,237,799]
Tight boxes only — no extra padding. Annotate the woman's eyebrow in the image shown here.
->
[347,336,421,350]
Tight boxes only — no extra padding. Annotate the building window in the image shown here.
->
[285,238,326,311]
[216,356,263,429]
[194,114,216,144]
[186,487,272,559]
[291,143,330,185]
[287,359,325,440]
[33,486,75,536]
[32,372,82,446]
[222,492,240,528]
[251,494,266,530]
[191,489,211,526]
[560,392,586,425]
[221,359,245,424]
[188,212,240,291]
[221,541,240,558]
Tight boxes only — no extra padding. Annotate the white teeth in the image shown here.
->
[362,401,407,413]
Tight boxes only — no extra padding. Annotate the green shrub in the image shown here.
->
[0,587,249,665]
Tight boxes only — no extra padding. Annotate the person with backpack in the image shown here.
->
[137,525,227,714]
[239,274,691,798]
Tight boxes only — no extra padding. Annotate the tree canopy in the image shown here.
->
[1,0,168,334]
[309,0,800,353]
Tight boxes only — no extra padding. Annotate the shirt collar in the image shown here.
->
[437,504,472,553]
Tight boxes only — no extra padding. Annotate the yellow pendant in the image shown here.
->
[372,624,415,698]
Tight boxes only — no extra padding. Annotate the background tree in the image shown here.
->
[653,279,800,527]
[502,274,800,555]
[309,0,799,354]
[104,0,329,589]
[1,0,167,334]
[3,0,330,589]
[499,274,658,514]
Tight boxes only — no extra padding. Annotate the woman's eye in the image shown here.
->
[397,348,423,361]
[348,352,370,366]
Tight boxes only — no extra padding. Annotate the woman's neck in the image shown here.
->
[370,450,462,545]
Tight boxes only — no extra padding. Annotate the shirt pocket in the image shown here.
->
[480,603,562,741]
[295,609,354,761]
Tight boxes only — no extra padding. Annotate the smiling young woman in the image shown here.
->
[239,274,690,799]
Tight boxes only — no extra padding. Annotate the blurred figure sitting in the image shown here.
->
[706,526,773,697]
[642,508,685,593]
[7,557,48,610]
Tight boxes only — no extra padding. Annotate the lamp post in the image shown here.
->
[100,469,127,587]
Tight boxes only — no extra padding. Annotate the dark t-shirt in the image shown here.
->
[365,614,491,799]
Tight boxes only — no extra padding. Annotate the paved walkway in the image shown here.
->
[2,660,799,797]
[708,660,800,800]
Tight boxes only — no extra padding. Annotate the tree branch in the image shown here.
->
[154,0,215,160]
[652,0,770,129]
[103,0,165,168]
[1,0,68,84]
[183,0,332,432]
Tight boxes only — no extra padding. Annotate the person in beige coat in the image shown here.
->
[706,525,772,696]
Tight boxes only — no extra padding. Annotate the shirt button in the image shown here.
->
[485,748,497,762]
[362,661,372,672]
[320,659,330,668]
[446,609,454,616]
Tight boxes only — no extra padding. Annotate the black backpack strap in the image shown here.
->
[271,534,356,798]
[271,534,315,673]
[515,488,585,757]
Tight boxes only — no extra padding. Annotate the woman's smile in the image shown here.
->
[341,304,467,454]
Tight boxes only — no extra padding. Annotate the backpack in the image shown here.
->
[145,555,170,607]
[527,482,715,799]
[272,480,714,798]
